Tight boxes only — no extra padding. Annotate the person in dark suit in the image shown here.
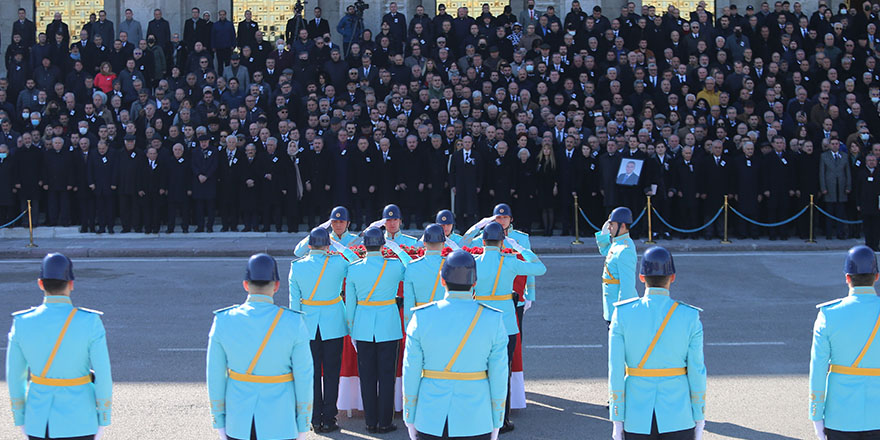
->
[535,142,559,236]
[396,135,427,229]
[795,142,821,239]
[183,8,210,51]
[0,145,14,225]
[236,10,260,50]
[374,138,397,211]
[306,7,331,39]
[699,141,732,239]
[140,147,164,234]
[557,137,581,235]
[426,135,450,222]
[12,8,37,50]
[71,138,94,233]
[381,2,407,52]
[449,136,482,227]
[732,141,762,239]
[487,141,516,213]
[348,137,377,230]
[13,139,43,226]
[514,147,538,234]
[650,143,674,239]
[240,144,262,232]
[599,141,622,218]
[117,136,143,233]
[303,137,332,229]
[88,140,116,233]
[218,135,245,231]
[763,136,797,240]
[668,146,700,237]
[165,144,191,233]
[191,135,219,232]
[260,140,285,232]
[42,137,73,226]
[282,142,304,232]
[857,154,880,251]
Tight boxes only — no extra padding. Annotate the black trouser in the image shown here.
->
[418,420,491,439]
[77,195,95,231]
[356,339,399,428]
[194,198,216,230]
[263,199,283,231]
[865,214,880,251]
[215,47,232,70]
[167,200,190,231]
[766,194,790,239]
[826,201,847,238]
[228,418,294,440]
[142,194,162,233]
[624,413,695,439]
[703,200,723,238]
[311,329,343,426]
[503,333,518,424]
[29,425,95,440]
[47,190,70,226]
[95,195,114,231]
[826,428,880,439]
[118,193,141,231]
[351,192,373,229]
[220,194,240,229]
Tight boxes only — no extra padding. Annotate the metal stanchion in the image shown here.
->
[807,194,816,243]
[645,195,655,244]
[26,199,37,248]
[572,194,583,245]
[721,195,731,244]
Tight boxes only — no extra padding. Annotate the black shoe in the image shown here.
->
[366,426,379,433]
[95,228,104,234]
[221,226,229,232]
[181,227,189,234]
[500,421,515,433]
[166,227,175,233]
[377,424,397,433]
[195,227,204,233]
[121,228,131,233]
[312,424,324,433]
[107,227,115,234]
[134,228,143,233]
[322,421,340,432]
[79,226,87,233]
[242,227,252,232]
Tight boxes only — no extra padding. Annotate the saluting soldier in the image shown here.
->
[403,224,448,324]
[402,250,509,440]
[6,253,112,440]
[293,206,359,257]
[436,209,463,247]
[596,207,638,325]
[367,204,420,247]
[289,228,357,433]
[608,246,706,440]
[207,254,313,440]
[345,227,412,433]
[472,222,546,433]
[809,245,880,440]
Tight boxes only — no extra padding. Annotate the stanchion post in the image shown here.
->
[721,195,732,244]
[26,199,37,248]
[807,194,816,243]
[572,194,583,245]
[645,195,655,244]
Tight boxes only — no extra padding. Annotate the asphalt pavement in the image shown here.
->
[0,251,844,439]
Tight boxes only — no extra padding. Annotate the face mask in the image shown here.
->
[71,53,81,60]
[21,112,29,119]
[525,65,534,72]
[30,120,39,126]
[568,31,576,36]
[840,8,847,14]
[862,133,870,140]
[872,97,879,103]
[277,43,285,50]
[79,127,88,135]
[0,153,6,159]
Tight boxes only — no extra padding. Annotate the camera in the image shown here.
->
[354,0,369,14]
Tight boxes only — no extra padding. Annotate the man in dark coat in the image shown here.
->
[13,137,43,226]
[374,138,397,211]
[599,141,622,217]
[698,141,732,239]
[0,145,14,225]
[140,147,165,234]
[88,140,116,233]
[347,137,377,230]
[302,137,332,229]
[395,135,427,229]
[857,154,880,251]
[218,135,245,231]
[183,8,210,51]
[668,146,700,236]
[487,141,516,214]
[732,141,762,239]
[281,142,304,232]
[795,143,821,239]
[191,135,219,232]
[449,136,482,227]
[117,136,144,233]
[557,137,582,236]
[13,8,37,50]
[426,135,451,218]
[762,136,797,240]
[42,137,73,226]
[165,143,191,233]
[239,144,262,232]
[260,140,285,232]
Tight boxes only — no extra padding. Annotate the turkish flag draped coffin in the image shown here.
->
[334,246,527,411]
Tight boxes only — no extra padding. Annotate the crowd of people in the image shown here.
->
[2,0,880,247]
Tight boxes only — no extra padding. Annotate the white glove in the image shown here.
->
[504,237,524,252]
[612,421,624,440]
[405,422,418,440]
[217,427,228,440]
[694,420,705,440]
[95,426,105,440]
[601,220,611,235]
[330,240,346,253]
[813,420,826,440]
[296,432,307,440]
[475,216,496,229]
[351,337,358,353]
[490,428,500,440]
[368,218,387,229]
[524,300,533,312]
[446,237,460,250]
[19,426,26,439]
[318,219,332,230]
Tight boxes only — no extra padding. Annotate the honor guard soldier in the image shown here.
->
[345,227,412,433]
[367,204,420,247]
[294,206,359,257]
[810,245,880,440]
[207,254,313,440]
[6,253,112,440]
[402,250,509,440]
[404,224,449,324]
[436,209,463,247]
[597,207,639,325]
[608,246,706,440]
[289,228,357,433]
[473,222,547,432]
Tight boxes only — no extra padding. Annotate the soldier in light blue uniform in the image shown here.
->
[294,206,359,258]
[404,224,448,324]
[473,222,546,433]
[207,254,313,440]
[371,204,421,247]
[810,245,880,440]
[436,209,463,247]
[608,246,706,440]
[597,207,639,325]
[403,250,508,440]
[289,228,356,433]
[344,227,412,433]
[6,253,112,440]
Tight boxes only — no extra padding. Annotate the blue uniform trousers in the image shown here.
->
[826,429,880,440]
[418,421,491,439]
[311,328,343,426]
[357,340,399,428]
[624,413,694,440]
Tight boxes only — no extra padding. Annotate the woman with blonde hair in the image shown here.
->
[536,139,558,236]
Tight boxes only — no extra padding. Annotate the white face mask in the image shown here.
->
[872,97,880,103]
[21,112,29,119]
[862,133,870,140]
[79,127,88,135]
[568,31,576,36]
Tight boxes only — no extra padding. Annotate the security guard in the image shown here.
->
[367,204,421,247]
[207,254,313,440]
[402,250,509,440]
[608,246,706,440]
[436,209,463,247]
[597,207,638,325]
[403,224,448,324]
[289,228,356,433]
[345,227,412,433]
[810,245,880,440]
[6,253,112,440]
[294,206,359,257]
[473,222,547,432]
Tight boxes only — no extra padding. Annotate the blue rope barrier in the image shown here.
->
[0,210,27,229]
[631,208,647,227]
[652,207,723,234]
[730,205,809,227]
[578,208,602,231]
[815,205,864,225]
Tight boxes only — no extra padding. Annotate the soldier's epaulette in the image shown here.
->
[816,298,845,309]
[77,307,104,315]
[11,307,36,317]
[674,301,703,312]
[412,302,436,311]
[478,303,503,313]
[213,305,238,314]
[280,306,305,315]
[512,229,529,237]
[613,297,640,307]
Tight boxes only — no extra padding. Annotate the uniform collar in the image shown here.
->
[43,295,72,305]
[246,294,274,304]
[309,249,328,256]
[849,286,878,296]
[425,249,442,256]
[332,231,347,240]
[366,251,382,257]
[484,245,501,252]
[445,290,474,300]
[646,287,670,296]
[613,233,631,243]
[385,230,400,239]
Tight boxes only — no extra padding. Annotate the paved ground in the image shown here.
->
[0,251,846,439]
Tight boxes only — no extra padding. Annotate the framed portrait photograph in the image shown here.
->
[616,158,644,186]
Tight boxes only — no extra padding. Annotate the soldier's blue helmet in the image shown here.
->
[382,204,402,220]
[245,253,280,282]
[40,253,74,281]
[640,246,676,276]
[436,209,455,225]
[330,206,350,222]
[609,206,633,225]
[423,224,446,243]
[482,222,505,242]
[493,203,512,217]
[442,249,477,286]
[309,227,331,247]
[844,245,878,275]
[363,227,386,247]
